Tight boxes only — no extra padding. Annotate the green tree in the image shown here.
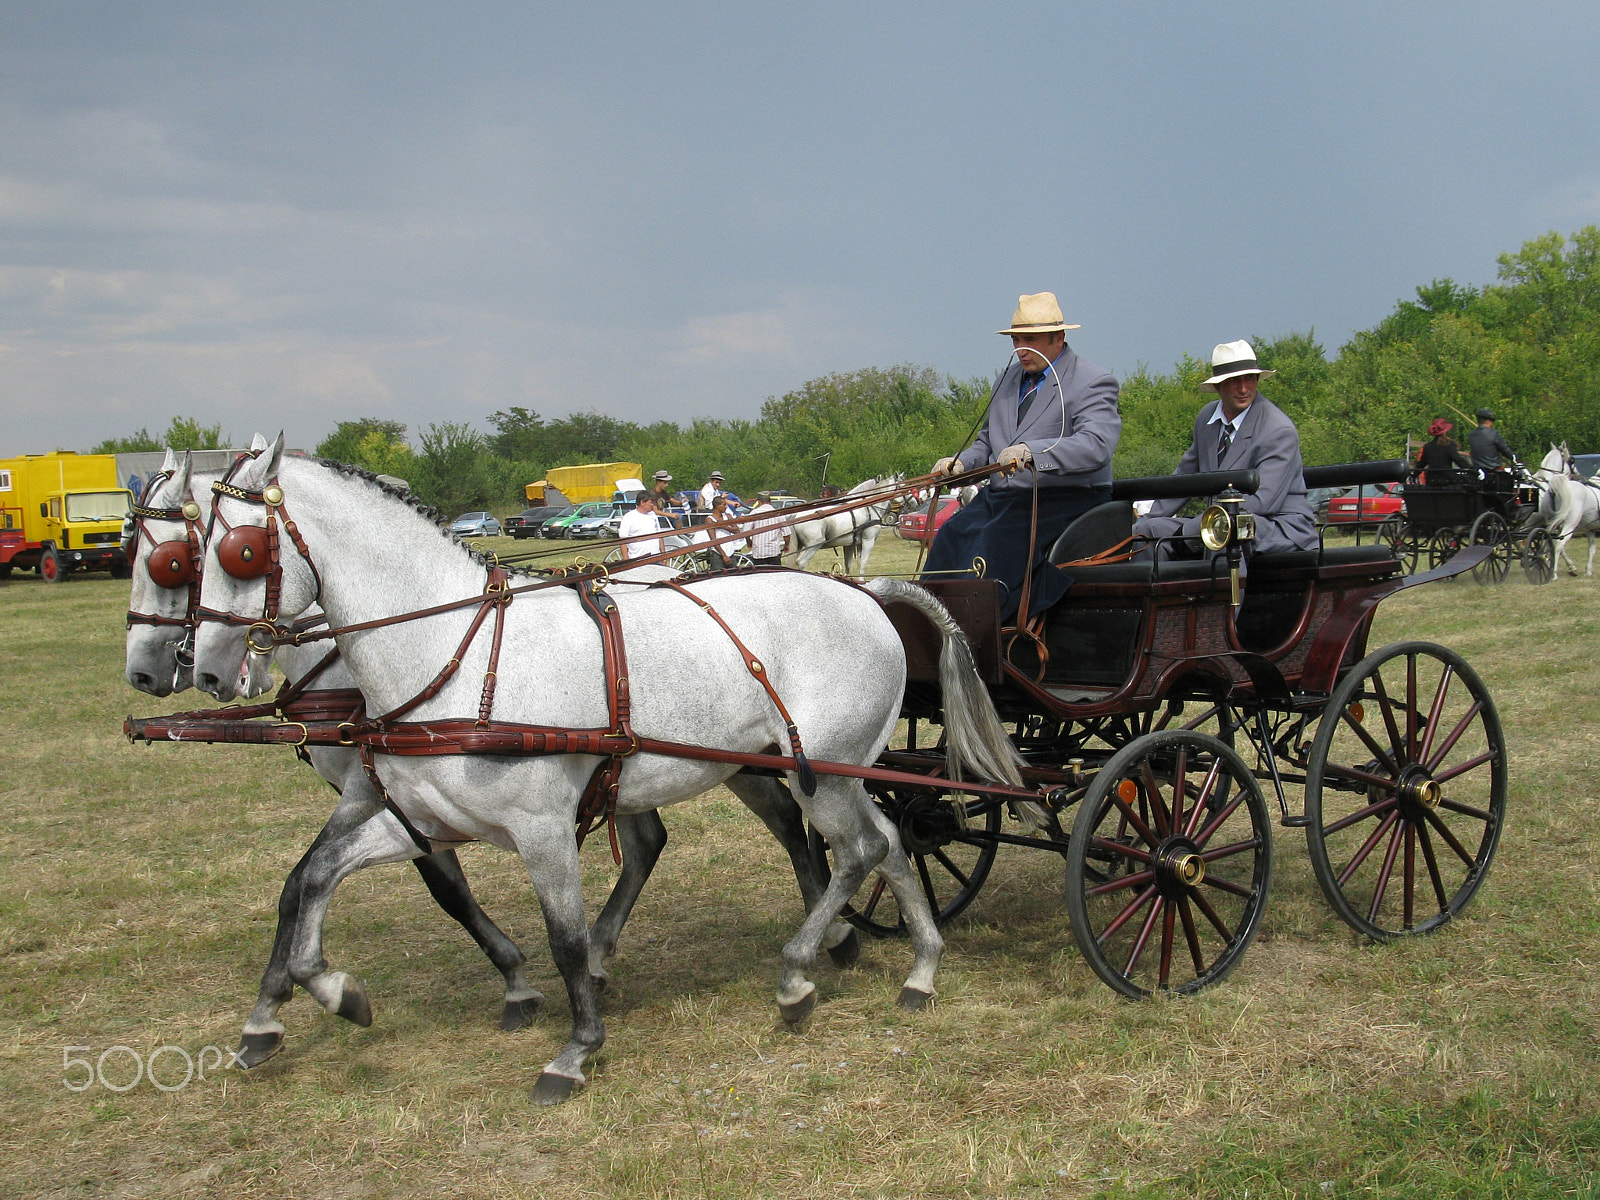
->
[90,428,164,453]
[162,416,228,450]
[316,418,410,466]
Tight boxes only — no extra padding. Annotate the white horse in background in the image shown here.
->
[1536,443,1600,576]
[792,475,904,576]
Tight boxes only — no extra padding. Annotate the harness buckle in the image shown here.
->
[337,722,357,746]
[275,722,309,747]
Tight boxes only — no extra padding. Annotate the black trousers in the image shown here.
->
[923,485,1112,621]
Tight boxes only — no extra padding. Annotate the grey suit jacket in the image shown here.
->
[1147,395,1318,554]
[961,349,1121,490]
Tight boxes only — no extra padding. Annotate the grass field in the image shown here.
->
[3,539,1599,1199]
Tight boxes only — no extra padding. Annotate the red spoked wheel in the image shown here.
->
[1064,730,1273,998]
[1304,641,1506,940]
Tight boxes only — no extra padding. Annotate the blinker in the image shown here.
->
[217,525,272,580]
[146,540,197,587]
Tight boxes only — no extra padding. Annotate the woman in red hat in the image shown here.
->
[1416,418,1472,485]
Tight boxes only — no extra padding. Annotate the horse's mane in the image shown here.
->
[299,454,548,579]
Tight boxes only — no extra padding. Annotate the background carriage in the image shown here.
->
[809,460,1506,997]
[1394,466,1555,585]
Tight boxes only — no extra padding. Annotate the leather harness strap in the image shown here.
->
[650,577,818,796]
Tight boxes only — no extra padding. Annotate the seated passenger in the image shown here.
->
[1416,418,1471,484]
[925,291,1121,621]
[1133,340,1317,559]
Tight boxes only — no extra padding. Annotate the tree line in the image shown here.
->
[90,228,1600,514]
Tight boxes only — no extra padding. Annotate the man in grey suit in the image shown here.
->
[925,291,1121,619]
[1134,339,1317,558]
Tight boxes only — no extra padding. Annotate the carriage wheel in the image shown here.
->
[1427,529,1463,575]
[1522,528,1556,585]
[1063,730,1273,998]
[1303,641,1506,940]
[1468,513,1511,585]
[806,788,1001,938]
[1376,516,1407,567]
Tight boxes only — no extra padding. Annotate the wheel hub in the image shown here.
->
[1398,765,1442,811]
[1154,839,1206,896]
[898,794,965,855]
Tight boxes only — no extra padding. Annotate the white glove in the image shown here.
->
[932,456,963,478]
[997,443,1033,473]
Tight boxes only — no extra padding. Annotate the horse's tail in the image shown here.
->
[865,578,1026,790]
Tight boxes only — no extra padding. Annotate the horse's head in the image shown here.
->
[193,432,320,700]
[124,450,204,696]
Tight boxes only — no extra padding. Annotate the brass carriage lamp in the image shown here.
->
[1199,485,1256,605]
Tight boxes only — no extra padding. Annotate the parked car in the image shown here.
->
[566,503,630,539]
[541,502,612,538]
[1323,481,1404,526]
[449,511,502,538]
[504,505,562,538]
[897,494,963,542]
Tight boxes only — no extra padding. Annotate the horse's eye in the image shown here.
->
[217,526,272,580]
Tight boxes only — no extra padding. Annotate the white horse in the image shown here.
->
[1536,443,1600,575]
[792,475,904,576]
[191,437,1023,1103]
[125,450,869,1070]
[124,450,543,1064]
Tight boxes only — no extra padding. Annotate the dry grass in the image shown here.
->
[2,545,1599,1198]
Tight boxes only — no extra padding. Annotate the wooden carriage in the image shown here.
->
[827,461,1508,997]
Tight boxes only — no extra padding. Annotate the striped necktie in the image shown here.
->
[1018,373,1043,424]
[1217,421,1233,462]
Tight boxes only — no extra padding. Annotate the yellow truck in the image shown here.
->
[0,452,133,582]
[528,462,643,506]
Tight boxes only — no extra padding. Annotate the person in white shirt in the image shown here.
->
[741,492,789,566]
[617,493,665,559]
[699,471,725,512]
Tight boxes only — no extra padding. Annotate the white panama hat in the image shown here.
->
[1200,340,1276,392]
[995,292,1081,335]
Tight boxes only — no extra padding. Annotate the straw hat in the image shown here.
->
[995,292,1080,335]
[1200,340,1276,392]
[709,471,724,480]
[653,469,672,481]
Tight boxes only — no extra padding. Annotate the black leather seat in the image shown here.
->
[1047,501,1133,564]
[1251,544,1397,572]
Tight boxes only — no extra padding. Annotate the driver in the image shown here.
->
[924,292,1121,620]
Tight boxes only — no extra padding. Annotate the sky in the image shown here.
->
[3,1,1598,456]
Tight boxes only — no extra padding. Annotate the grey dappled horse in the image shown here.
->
[192,437,1022,1103]
[1536,443,1600,576]
[791,475,903,576]
[124,451,864,1069]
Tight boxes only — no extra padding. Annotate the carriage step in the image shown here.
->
[1278,814,1312,828]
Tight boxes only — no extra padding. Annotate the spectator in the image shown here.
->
[741,492,789,567]
[699,470,725,512]
[617,493,664,559]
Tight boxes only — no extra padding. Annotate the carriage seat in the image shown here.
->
[1250,544,1399,574]
[1045,499,1224,585]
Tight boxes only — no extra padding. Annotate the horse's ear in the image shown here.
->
[172,451,193,497]
[159,447,179,473]
[249,432,270,453]
[236,432,286,490]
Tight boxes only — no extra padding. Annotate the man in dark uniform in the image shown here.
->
[1468,408,1515,475]
[924,291,1121,620]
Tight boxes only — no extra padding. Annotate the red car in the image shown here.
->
[897,495,963,542]
[1323,481,1404,525]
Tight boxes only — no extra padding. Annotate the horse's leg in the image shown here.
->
[238,813,365,1067]
[725,774,860,967]
[509,813,605,1104]
[586,811,668,991]
[795,540,819,571]
[773,775,900,1024]
[842,539,859,578]
[852,794,944,1007]
[412,849,544,1030]
[280,811,426,1036]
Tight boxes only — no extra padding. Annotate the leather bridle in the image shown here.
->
[124,468,208,639]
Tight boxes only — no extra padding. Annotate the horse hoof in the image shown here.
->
[499,995,542,1031]
[530,1072,581,1105]
[335,981,373,1028]
[826,928,861,969]
[896,986,934,1012]
[778,987,817,1027]
[235,1031,283,1068]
